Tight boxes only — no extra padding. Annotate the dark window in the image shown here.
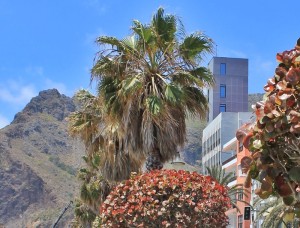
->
[244,207,251,220]
[231,192,236,208]
[220,84,226,98]
[207,89,210,102]
[220,104,226,112]
[238,215,243,228]
[238,192,243,200]
[220,63,226,75]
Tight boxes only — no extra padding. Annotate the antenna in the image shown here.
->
[216,44,218,57]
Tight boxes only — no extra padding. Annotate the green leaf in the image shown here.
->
[288,167,300,182]
[82,156,88,163]
[282,195,295,206]
[151,7,177,44]
[165,84,183,104]
[190,67,215,86]
[179,33,213,60]
[96,36,122,48]
[122,75,142,94]
[132,20,153,44]
[93,154,101,167]
[146,96,162,115]
[122,35,137,51]
[80,168,88,173]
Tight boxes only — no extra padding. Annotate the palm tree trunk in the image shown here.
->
[145,148,163,171]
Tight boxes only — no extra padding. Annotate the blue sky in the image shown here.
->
[0,0,299,128]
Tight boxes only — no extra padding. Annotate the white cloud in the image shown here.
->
[0,114,10,129]
[0,82,36,104]
[0,76,71,106]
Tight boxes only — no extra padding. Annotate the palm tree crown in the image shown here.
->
[91,7,214,173]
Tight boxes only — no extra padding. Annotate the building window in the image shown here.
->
[220,104,226,112]
[207,89,210,102]
[238,215,243,228]
[231,194,237,209]
[238,192,243,200]
[220,84,226,98]
[220,63,226,75]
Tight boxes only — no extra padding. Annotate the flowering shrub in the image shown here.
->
[100,169,230,227]
[237,38,300,206]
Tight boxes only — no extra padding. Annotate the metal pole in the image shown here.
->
[52,201,73,228]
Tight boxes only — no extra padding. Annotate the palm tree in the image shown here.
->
[253,197,300,228]
[69,90,143,226]
[69,89,143,182]
[68,90,110,227]
[206,166,251,213]
[69,8,214,227]
[91,7,214,173]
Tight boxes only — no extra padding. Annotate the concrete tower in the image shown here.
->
[207,57,248,123]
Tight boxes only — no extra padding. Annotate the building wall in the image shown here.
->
[207,57,248,123]
[202,112,252,174]
[223,139,252,228]
[235,142,251,228]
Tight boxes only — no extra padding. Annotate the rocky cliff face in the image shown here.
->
[0,89,84,227]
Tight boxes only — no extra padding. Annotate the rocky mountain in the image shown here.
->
[180,118,206,169]
[0,90,265,227]
[248,93,264,111]
[0,89,84,227]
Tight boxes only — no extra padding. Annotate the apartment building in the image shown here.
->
[201,112,252,174]
[222,137,252,228]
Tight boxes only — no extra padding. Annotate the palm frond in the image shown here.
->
[164,84,184,104]
[206,165,234,185]
[96,36,123,49]
[132,20,154,44]
[121,74,142,95]
[190,67,215,86]
[180,32,214,62]
[145,95,163,116]
[182,87,208,118]
[151,7,177,45]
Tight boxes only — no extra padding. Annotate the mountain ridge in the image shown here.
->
[0,89,84,227]
[0,89,265,227]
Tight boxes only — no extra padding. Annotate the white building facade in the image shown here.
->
[202,112,252,174]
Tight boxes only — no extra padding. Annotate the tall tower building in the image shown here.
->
[207,57,248,123]
[202,56,251,174]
